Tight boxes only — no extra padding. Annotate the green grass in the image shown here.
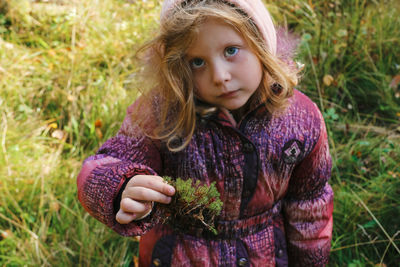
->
[1,0,399,266]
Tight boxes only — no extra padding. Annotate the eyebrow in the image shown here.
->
[184,53,198,61]
[185,40,245,58]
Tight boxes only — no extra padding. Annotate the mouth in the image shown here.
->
[219,89,239,98]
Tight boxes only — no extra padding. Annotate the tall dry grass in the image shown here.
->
[0,0,399,266]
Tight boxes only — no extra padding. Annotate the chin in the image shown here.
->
[223,104,246,111]
[223,100,248,111]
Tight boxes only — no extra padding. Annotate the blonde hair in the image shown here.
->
[133,0,298,151]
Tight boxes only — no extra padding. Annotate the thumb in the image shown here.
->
[116,209,137,224]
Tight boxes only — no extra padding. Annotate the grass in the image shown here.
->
[0,0,399,266]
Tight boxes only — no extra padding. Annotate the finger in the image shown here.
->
[128,175,175,196]
[116,209,136,224]
[120,198,152,214]
[127,175,164,187]
[122,186,172,204]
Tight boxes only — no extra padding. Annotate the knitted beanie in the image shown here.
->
[160,0,277,56]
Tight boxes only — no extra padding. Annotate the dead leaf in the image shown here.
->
[48,49,57,57]
[308,0,314,11]
[296,61,305,71]
[76,85,85,92]
[50,202,60,212]
[95,128,103,139]
[334,43,346,54]
[390,75,400,89]
[51,130,64,140]
[1,230,12,240]
[67,95,76,102]
[323,74,334,86]
[77,41,86,50]
[132,255,139,267]
[43,166,51,175]
[25,179,35,185]
[94,119,102,128]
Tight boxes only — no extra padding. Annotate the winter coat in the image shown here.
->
[77,89,333,266]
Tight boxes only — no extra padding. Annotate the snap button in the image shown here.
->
[278,249,284,257]
[152,258,162,266]
[237,257,248,266]
[243,143,254,153]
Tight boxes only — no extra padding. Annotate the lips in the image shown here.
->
[219,89,239,98]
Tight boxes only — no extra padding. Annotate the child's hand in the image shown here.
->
[116,175,175,224]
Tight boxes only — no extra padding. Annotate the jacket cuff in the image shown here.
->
[284,183,333,266]
[79,159,162,236]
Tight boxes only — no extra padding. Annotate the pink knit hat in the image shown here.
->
[160,0,277,56]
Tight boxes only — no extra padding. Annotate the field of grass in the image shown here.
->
[0,0,399,266]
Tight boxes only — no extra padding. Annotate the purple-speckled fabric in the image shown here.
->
[77,89,333,266]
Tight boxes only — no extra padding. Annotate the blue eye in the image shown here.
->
[224,46,239,57]
[190,58,205,69]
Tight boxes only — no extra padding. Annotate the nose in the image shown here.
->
[211,61,231,85]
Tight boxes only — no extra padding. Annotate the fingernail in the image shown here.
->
[168,187,175,194]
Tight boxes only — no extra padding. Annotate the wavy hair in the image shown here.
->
[133,0,298,151]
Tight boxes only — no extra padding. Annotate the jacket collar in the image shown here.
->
[195,93,267,129]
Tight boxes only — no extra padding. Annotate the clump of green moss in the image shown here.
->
[159,177,223,235]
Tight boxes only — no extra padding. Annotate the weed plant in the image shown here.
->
[0,0,399,266]
[160,177,223,235]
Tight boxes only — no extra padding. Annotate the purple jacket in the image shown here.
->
[77,89,333,266]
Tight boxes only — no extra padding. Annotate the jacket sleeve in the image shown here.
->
[283,113,333,266]
[77,102,163,236]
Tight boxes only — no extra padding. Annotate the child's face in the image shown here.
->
[186,18,263,111]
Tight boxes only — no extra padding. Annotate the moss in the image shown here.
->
[159,177,223,235]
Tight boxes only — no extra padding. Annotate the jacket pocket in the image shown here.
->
[151,235,176,267]
[273,227,288,267]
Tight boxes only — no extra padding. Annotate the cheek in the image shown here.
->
[192,78,203,99]
[255,64,263,85]
[245,60,263,88]
[238,52,262,83]
[193,73,207,94]
[253,58,263,86]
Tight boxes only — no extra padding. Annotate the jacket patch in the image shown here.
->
[282,140,304,164]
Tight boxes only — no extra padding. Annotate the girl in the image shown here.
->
[77,0,333,266]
